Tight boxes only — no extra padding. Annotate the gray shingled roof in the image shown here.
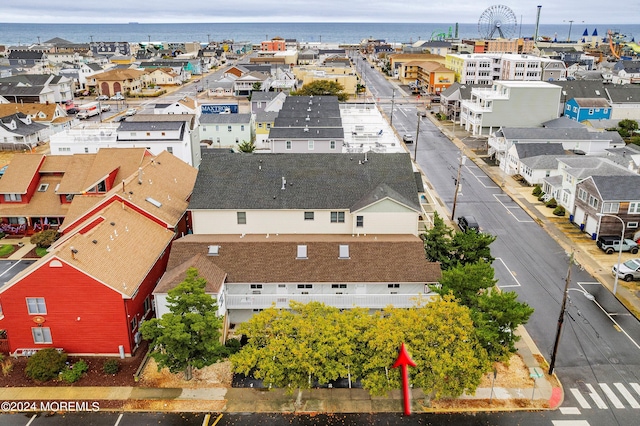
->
[502,127,593,140]
[268,127,345,138]
[189,152,421,211]
[199,113,252,124]
[274,117,342,127]
[590,175,640,200]
[519,154,562,170]
[0,113,46,135]
[256,111,279,122]
[560,157,637,179]
[117,121,184,131]
[251,92,280,102]
[606,86,640,103]
[514,143,565,159]
[542,117,586,128]
[550,81,610,100]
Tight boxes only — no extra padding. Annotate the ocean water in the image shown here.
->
[1,22,639,46]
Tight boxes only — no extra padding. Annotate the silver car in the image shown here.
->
[612,258,640,282]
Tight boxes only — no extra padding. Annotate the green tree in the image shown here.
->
[421,212,455,269]
[361,296,490,400]
[435,260,497,306]
[292,80,349,101]
[140,268,225,380]
[231,302,365,405]
[450,230,496,266]
[252,82,262,91]
[237,140,256,152]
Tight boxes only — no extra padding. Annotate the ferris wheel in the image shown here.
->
[478,4,518,39]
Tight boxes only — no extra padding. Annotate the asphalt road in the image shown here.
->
[359,59,640,426]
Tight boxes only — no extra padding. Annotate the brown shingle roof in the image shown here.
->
[93,68,146,82]
[166,234,441,284]
[54,202,174,297]
[0,175,68,218]
[0,154,44,194]
[154,252,226,295]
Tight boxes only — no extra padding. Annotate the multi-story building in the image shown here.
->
[446,53,566,84]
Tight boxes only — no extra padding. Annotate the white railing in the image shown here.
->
[225,293,435,310]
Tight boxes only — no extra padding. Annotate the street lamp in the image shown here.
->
[548,252,595,375]
[597,213,625,295]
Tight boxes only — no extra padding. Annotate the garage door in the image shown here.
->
[573,207,585,226]
[585,215,598,237]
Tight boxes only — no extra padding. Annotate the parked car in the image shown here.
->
[111,94,125,101]
[66,108,79,115]
[402,134,414,144]
[196,86,204,92]
[419,110,428,117]
[596,235,639,255]
[125,108,137,116]
[458,215,480,233]
[101,104,111,112]
[114,115,127,122]
[612,258,640,282]
[96,95,109,101]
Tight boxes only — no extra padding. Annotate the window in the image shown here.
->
[308,140,314,150]
[208,245,220,255]
[286,140,292,150]
[297,284,312,289]
[241,125,245,131]
[628,222,639,229]
[267,123,271,129]
[588,109,594,115]
[227,125,232,132]
[388,283,400,288]
[237,212,246,224]
[356,215,364,227]
[588,195,599,209]
[130,317,137,332]
[38,184,49,192]
[297,245,307,259]
[167,147,173,154]
[332,284,347,289]
[32,327,52,344]
[146,132,151,136]
[339,245,349,259]
[577,188,587,202]
[629,202,640,214]
[250,284,263,289]
[330,140,336,150]
[26,297,46,314]
[84,147,89,153]
[602,202,620,214]
[304,211,314,220]
[258,123,263,128]
[4,194,22,202]
[330,211,345,223]
[144,296,152,313]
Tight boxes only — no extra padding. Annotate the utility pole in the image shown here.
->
[414,112,420,161]
[450,155,466,220]
[549,252,573,375]
[390,89,396,127]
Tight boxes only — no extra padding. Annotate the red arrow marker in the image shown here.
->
[392,343,417,415]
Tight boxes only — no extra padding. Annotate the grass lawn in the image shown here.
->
[36,247,48,257]
[0,244,16,256]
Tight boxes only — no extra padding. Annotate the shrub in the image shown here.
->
[30,229,60,248]
[25,349,67,382]
[103,359,120,375]
[0,355,13,377]
[545,198,558,208]
[60,360,89,383]
[0,231,5,239]
[553,206,566,216]
[537,194,546,202]
[532,186,542,197]
[223,338,242,356]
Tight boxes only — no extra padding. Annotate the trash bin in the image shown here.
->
[592,233,597,240]
[580,223,585,231]
[569,214,574,222]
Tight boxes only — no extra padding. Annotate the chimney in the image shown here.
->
[70,247,78,260]
[138,168,143,185]
[122,180,125,193]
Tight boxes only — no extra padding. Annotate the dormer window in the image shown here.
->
[38,184,49,192]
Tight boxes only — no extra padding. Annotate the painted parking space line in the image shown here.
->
[494,257,522,288]
[465,165,500,189]
[552,421,590,425]
[492,194,535,223]
[570,388,591,409]
[559,406,582,415]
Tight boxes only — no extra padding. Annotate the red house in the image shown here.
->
[0,149,197,356]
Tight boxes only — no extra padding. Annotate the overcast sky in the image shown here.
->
[2,1,638,24]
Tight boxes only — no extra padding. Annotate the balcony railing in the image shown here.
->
[225,293,435,310]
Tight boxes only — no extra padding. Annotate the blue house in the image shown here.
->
[564,98,611,122]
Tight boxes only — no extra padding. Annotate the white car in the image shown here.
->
[96,95,109,101]
[101,104,111,112]
[125,108,137,116]
[612,258,640,282]
[111,94,125,101]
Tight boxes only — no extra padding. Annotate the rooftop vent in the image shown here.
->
[146,197,162,208]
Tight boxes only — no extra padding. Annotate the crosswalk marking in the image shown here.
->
[586,383,608,409]
[614,383,640,408]
[560,407,581,415]
[552,421,590,425]
[600,383,624,409]
[631,383,640,397]
[570,388,591,409]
